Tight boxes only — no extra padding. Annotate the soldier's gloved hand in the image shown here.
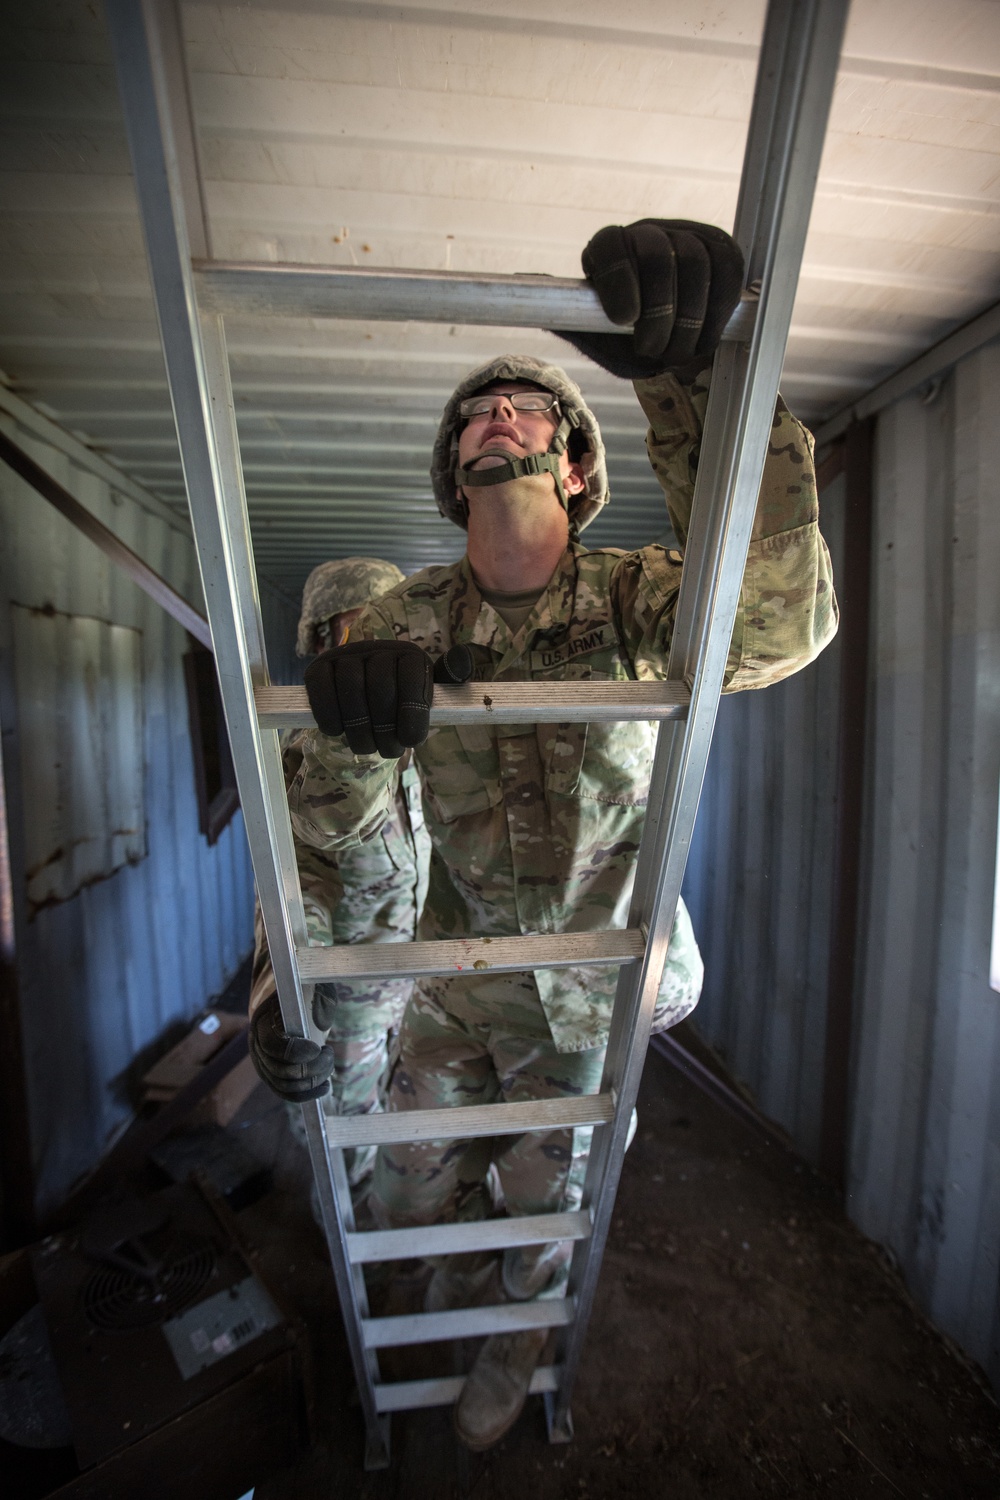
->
[305,640,473,759]
[249,992,335,1102]
[556,219,744,380]
[433,644,475,685]
[305,640,432,758]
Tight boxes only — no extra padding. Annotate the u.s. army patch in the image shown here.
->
[530,622,619,671]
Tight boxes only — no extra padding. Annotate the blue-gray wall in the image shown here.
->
[260,575,304,686]
[683,346,1000,1387]
[0,396,263,1216]
[683,475,844,1162]
[850,348,1000,1386]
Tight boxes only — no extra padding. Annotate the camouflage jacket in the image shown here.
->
[250,758,429,1017]
[289,368,838,1052]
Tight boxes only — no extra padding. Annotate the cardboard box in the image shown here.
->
[142,1012,257,1128]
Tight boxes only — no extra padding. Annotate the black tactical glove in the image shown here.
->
[312,984,339,1034]
[556,219,744,380]
[305,640,474,759]
[249,991,335,1103]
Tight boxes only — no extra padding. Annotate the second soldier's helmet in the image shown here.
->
[430,355,609,534]
[296,557,405,657]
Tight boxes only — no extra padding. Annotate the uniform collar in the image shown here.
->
[457,545,584,676]
[450,556,510,652]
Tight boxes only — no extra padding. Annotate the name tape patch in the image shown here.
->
[530,622,618,671]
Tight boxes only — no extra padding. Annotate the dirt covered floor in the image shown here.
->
[234,1042,1000,1499]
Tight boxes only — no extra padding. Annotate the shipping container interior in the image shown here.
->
[2,0,1000,1490]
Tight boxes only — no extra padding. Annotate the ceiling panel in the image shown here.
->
[2,0,999,594]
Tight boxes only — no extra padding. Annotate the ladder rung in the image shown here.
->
[256,680,689,730]
[346,1210,591,1264]
[327,1093,614,1149]
[374,1364,561,1413]
[195,262,621,332]
[299,928,644,984]
[194,260,757,341]
[363,1297,574,1349]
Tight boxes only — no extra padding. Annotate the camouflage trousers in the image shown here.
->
[369,897,703,1296]
[313,978,411,1116]
[285,978,411,1186]
[370,974,604,1295]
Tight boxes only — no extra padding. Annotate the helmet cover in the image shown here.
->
[296,557,406,656]
[431,355,609,532]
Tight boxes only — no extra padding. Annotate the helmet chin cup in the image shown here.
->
[455,444,569,516]
[431,355,608,534]
[454,433,572,516]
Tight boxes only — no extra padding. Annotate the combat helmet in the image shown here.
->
[431,355,609,534]
[296,557,405,657]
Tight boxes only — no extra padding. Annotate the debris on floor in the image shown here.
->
[7,1023,996,1499]
[230,1045,1000,1499]
[141,1011,256,1129]
[1,1179,311,1500]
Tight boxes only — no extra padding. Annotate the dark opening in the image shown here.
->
[183,641,239,845]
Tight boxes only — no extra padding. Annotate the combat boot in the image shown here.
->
[345,1141,377,1188]
[454,1328,548,1450]
[424,1253,500,1313]
[501,1242,564,1302]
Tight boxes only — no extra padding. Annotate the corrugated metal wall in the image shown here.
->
[0,404,257,1216]
[683,474,844,1163]
[850,346,1000,1388]
[682,345,1000,1386]
[260,574,305,686]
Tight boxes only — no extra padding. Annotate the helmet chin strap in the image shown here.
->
[455,411,575,516]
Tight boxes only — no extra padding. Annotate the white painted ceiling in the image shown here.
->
[3,0,1000,594]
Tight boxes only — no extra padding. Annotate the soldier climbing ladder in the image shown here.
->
[105,0,849,1469]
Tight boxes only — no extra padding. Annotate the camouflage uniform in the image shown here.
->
[252,554,427,1180]
[250,745,429,1105]
[289,367,837,1271]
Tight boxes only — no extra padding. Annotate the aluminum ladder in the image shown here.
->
[105,0,848,1468]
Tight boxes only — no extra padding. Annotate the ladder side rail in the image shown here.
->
[201,316,397,1457]
[107,0,846,1461]
[199,316,391,1461]
[550,0,850,1437]
[143,0,210,264]
[104,0,307,1019]
[104,0,390,1466]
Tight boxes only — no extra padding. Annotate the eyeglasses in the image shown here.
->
[458,391,561,420]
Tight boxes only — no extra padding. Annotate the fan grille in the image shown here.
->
[81,1240,216,1331]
